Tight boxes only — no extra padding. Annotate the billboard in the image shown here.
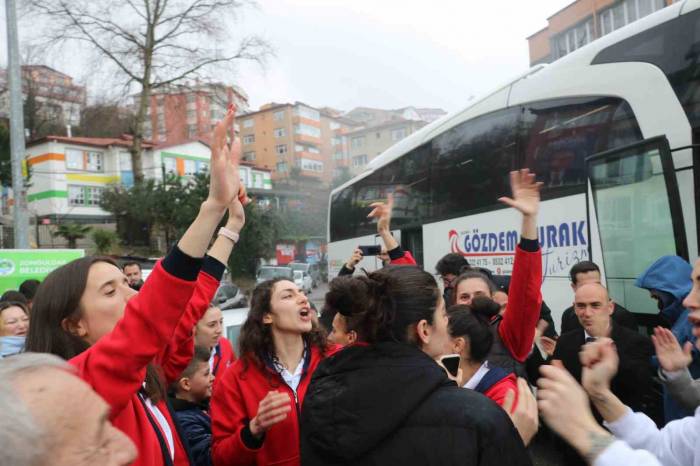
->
[0,249,85,294]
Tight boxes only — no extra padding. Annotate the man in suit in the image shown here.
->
[560,261,637,334]
[554,283,655,416]
[552,283,656,465]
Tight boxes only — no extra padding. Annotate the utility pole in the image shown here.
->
[5,0,29,248]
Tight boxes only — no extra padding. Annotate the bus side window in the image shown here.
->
[519,97,643,200]
[429,108,518,221]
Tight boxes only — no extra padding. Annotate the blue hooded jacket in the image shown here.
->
[636,255,697,422]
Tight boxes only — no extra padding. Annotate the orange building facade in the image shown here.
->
[528,0,675,66]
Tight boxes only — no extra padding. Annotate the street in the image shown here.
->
[309,280,329,312]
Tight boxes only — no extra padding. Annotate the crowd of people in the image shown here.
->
[1,108,700,466]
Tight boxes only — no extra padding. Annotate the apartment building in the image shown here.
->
[344,106,446,126]
[138,82,249,145]
[0,65,86,127]
[238,102,356,184]
[345,119,427,175]
[528,0,675,66]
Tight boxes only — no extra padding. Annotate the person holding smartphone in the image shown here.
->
[337,193,416,277]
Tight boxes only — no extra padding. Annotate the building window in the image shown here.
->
[277,162,288,173]
[352,154,368,167]
[301,158,324,173]
[65,149,83,170]
[65,149,103,172]
[275,144,288,155]
[243,151,256,162]
[274,110,285,121]
[243,134,255,144]
[599,0,665,37]
[183,159,197,176]
[243,119,254,128]
[294,123,321,138]
[391,127,407,141]
[163,157,177,175]
[187,94,196,103]
[187,124,197,139]
[293,105,320,121]
[187,110,196,120]
[331,137,341,146]
[197,161,209,173]
[308,145,320,154]
[68,185,104,206]
[552,17,593,59]
[351,136,365,149]
[330,121,340,130]
[274,127,286,138]
[68,185,85,205]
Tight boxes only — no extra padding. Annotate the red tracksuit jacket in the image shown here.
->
[211,345,335,466]
[212,336,236,381]
[497,244,542,363]
[70,252,222,466]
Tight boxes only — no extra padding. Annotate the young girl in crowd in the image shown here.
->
[195,305,236,382]
[0,301,29,357]
[451,169,543,377]
[26,108,247,466]
[447,301,518,409]
[210,277,335,466]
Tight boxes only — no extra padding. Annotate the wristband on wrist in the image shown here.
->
[218,226,240,243]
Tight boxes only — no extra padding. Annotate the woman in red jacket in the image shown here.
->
[25,109,247,466]
[210,277,333,466]
[447,302,518,409]
[451,169,543,377]
[195,305,236,381]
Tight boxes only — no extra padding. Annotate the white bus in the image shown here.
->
[327,0,700,331]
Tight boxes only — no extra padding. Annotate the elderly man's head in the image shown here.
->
[0,353,136,466]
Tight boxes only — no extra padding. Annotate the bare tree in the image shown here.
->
[26,0,271,184]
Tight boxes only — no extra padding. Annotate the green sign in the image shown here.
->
[0,249,85,294]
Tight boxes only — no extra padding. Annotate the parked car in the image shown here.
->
[222,307,249,354]
[289,262,321,288]
[256,266,293,285]
[293,270,313,295]
[214,282,247,310]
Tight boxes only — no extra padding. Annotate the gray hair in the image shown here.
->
[0,353,70,466]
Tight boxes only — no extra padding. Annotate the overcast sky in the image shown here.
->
[1,0,572,113]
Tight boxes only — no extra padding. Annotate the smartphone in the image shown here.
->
[440,354,461,378]
[358,245,381,256]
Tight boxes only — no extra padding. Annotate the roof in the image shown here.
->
[344,118,424,136]
[28,135,155,149]
[22,65,73,79]
[153,139,211,150]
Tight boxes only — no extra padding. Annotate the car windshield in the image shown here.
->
[215,284,239,301]
[290,263,307,271]
[258,267,292,279]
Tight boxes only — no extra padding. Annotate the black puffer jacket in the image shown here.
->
[300,342,532,466]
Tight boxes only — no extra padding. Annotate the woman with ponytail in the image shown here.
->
[26,109,247,466]
[300,267,531,465]
[447,300,518,409]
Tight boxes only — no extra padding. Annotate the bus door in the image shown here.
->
[400,227,424,268]
[585,136,689,327]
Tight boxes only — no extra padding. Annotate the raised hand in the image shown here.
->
[498,169,543,217]
[503,378,539,446]
[249,391,292,438]
[346,248,363,269]
[368,192,394,233]
[652,326,693,373]
[580,338,619,396]
[208,105,241,209]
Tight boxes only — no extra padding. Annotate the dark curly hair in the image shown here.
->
[325,266,440,345]
[238,278,327,372]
